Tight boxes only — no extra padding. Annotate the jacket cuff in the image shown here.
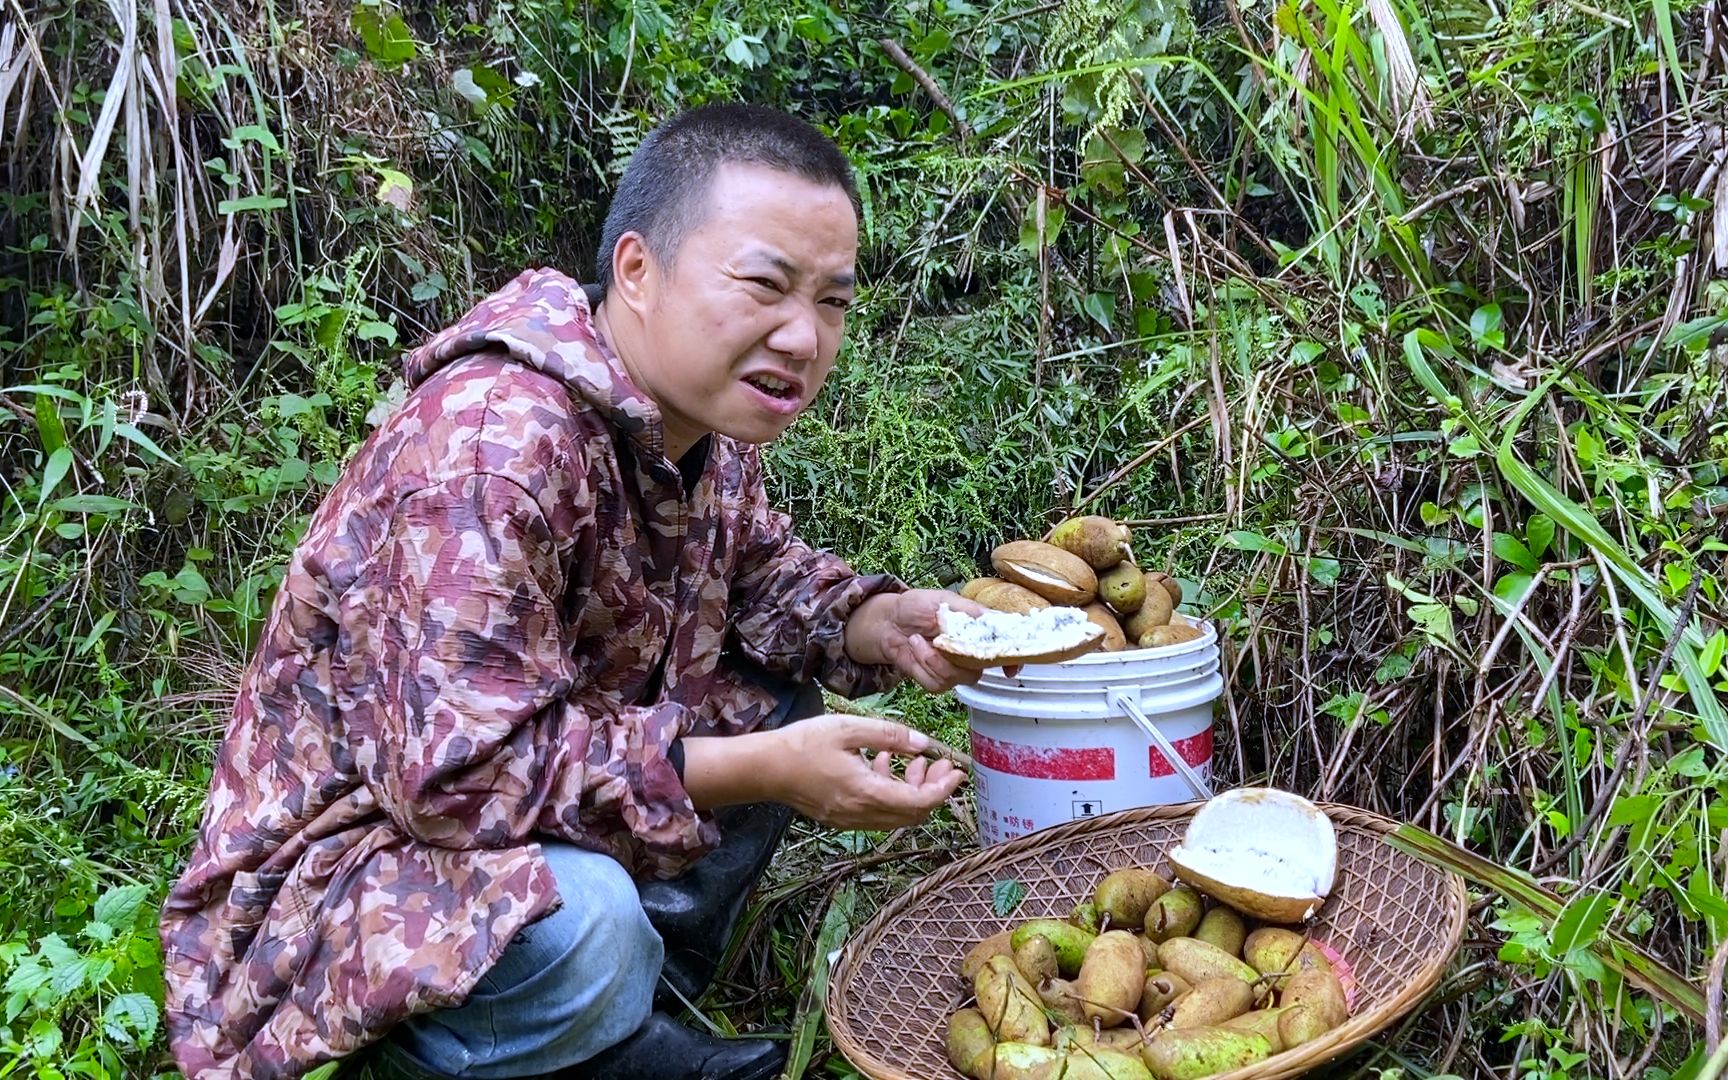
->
[812,572,910,698]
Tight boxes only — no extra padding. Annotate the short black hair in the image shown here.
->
[594,103,861,295]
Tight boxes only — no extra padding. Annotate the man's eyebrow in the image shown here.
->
[743,249,855,290]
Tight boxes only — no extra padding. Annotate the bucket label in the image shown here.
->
[1148,729,1213,777]
[970,732,1115,780]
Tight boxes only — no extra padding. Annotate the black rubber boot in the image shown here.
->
[548,1011,786,1080]
[640,675,824,1008]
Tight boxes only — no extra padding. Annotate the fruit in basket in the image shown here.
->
[947,1007,997,1079]
[1139,624,1203,649]
[1242,928,1328,989]
[1094,868,1172,930]
[1082,603,1129,651]
[1193,908,1246,958]
[1013,933,1059,984]
[976,955,1051,1046]
[993,541,1099,605]
[1138,971,1192,1021]
[1280,967,1348,1027]
[1058,1025,1146,1054]
[960,577,1005,601]
[1156,938,1258,986]
[1144,888,1203,942]
[1140,1027,1273,1079]
[1098,562,1146,614]
[1010,920,1096,977]
[1144,571,1182,607]
[1168,788,1337,923]
[961,930,1016,980]
[1070,902,1102,935]
[1040,978,1088,1025]
[1059,1045,1155,1080]
[982,1042,1063,1079]
[974,581,1053,614]
[935,606,1107,669]
[1048,515,1134,569]
[1166,977,1253,1029]
[1219,1009,1286,1053]
[1077,930,1146,1026]
[1123,585,1174,639]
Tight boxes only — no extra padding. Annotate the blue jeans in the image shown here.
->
[384,842,664,1077]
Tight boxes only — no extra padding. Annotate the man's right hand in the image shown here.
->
[766,715,966,829]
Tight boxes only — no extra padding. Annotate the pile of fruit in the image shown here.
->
[958,515,1201,653]
[945,791,1350,1080]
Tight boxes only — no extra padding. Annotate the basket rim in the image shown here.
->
[827,801,1468,1080]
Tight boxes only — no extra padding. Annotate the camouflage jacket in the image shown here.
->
[158,268,906,1079]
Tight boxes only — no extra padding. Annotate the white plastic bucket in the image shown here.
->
[954,619,1222,846]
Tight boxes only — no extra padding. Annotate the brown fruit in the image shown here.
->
[1048,515,1133,569]
[1094,868,1172,931]
[1168,788,1337,924]
[993,540,1099,605]
[1083,603,1129,651]
[948,1008,998,1079]
[1059,1045,1154,1080]
[1193,907,1247,958]
[960,577,1004,601]
[1040,978,1089,1026]
[1156,938,1259,986]
[962,930,1016,980]
[1077,930,1145,1027]
[1139,624,1203,649]
[982,1042,1064,1080]
[1011,920,1096,977]
[1070,902,1103,936]
[1166,977,1253,1029]
[1221,1008,1287,1053]
[1144,888,1203,942]
[1099,562,1146,614]
[977,955,1051,1046]
[1138,971,1193,1020]
[976,581,1052,614]
[1144,571,1183,606]
[1014,934,1059,985]
[1123,584,1174,639]
[1279,968,1348,1028]
[1243,928,1330,990]
[1276,1004,1334,1049]
[1139,1027,1272,1080]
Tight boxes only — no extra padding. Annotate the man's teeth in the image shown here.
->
[751,375,792,395]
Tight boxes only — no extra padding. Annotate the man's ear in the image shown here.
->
[609,232,656,318]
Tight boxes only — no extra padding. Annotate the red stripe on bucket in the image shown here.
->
[1148,729,1213,777]
[971,732,1115,780]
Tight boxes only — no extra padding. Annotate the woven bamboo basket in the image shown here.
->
[828,802,1467,1080]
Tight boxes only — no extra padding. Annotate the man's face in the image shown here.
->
[619,163,858,453]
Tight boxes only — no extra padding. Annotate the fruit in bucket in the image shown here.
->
[1167,788,1338,922]
[1098,561,1146,614]
[992,540,1099,605]
[1048,515,1134,569]
[933,605,1106,670]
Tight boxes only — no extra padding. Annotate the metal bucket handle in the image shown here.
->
[1107,686,1214,800]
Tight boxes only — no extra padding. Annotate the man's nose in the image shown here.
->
[766,302,820,362]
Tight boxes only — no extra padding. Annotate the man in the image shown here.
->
[158,103,993,1080]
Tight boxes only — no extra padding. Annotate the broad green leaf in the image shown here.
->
[113,423,178,465]
[38,446,72,507]
[229,124,282,151]
[93,884,151,930]
[1408,602,1455,645]
[50,495,136,514]
[1702,631,1727,678]
[1492,533,1538,573]
[1550,892,1613,953]
[1402,329,1460,409]
[1606,794,1662,828]
[1222,530,1288,555]
[1526,514,1556,558]
[1306,556,1341,585]
[357,320,398,345]
[992,878,1026,917]
[353,6,418,63]
[102,992,160,1046]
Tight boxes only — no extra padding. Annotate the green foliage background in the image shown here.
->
[2,0,1727,1074]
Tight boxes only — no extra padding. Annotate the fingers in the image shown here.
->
[902,633,982,693]
[838,714,930,755]
[941,593,989,619]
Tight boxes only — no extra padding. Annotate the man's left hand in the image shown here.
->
[845,589,994,693]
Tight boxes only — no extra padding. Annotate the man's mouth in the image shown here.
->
[744,374,798,400]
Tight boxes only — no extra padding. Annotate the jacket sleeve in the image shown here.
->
[727,451,907,697]
[354,471,716,873]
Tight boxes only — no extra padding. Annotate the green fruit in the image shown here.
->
[1139,1028,1272,1080]
[1014,934,1059,985]
[1049,515,1133,569]
[1242,928,1329,990]
[984,1042,1064,1080]
[1099,562,1146,614]
[1166,976,1253,1029]
[1138,971,1192,1021]
[1144,888,1203,942]
[1061,1045,1155,1080]
[976,955,1051,1046]
[1193,907,1247,958]
[1012,920,1097,977]
[1095,868,1172,930]
[948,1008,998,1079]
[1071,902,1103,936]
[1156,938,1259,986]
[1277,1003,1334,1048]
[1220,1008,1287,1053]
